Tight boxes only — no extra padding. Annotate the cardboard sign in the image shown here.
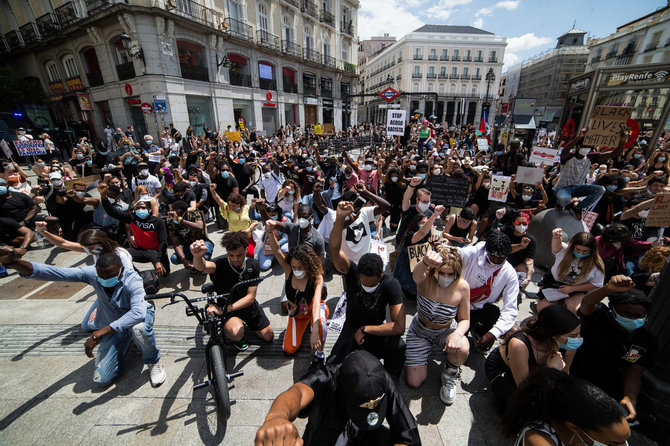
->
[426,176,470,207]
[407,242,431,271]
[515,166,545,185]
[64,174,99,189]
[225,131,241,142]
[477,138,489,152]
[323,123,335,135]
[645,193,670,227]
[488,175,511,202]
[1,139,12,158]
[369,240,389,266]
[13,140,46,156]
[529,147,559,166]
[386,110,406,136]
[584,106,633,148]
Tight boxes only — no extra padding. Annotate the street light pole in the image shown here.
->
[484,68,495,114]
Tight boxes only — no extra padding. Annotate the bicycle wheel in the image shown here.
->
[208,344,231,420]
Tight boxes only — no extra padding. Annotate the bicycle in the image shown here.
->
[145,277,263,419]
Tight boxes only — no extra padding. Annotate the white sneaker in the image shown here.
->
[440,366,460,405]
[149,360,166,387]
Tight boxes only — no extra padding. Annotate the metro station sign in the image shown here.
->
[379,87,401,103]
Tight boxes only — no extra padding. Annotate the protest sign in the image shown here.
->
[529,147,559,166]
[477,138,489,152]
[515,166,545,185]
[148,154,162,163]
[386,110,406,136]
[582,211,599,231]
[225,131,241,142]
[645,193,670,227]
[256,130,266,138]
[426,176,470,207]
[323,123,335,135]
[369,240,389,266]
[488,175,511,202]
[1,139,12,158]
[584,106,633,148]
[64,175,99,189]
[13,140,46,156]
[314,124,322,135]
[407,242,431,271]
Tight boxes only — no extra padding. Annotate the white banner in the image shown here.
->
[13,140,46,156]
[529,146,559,166]
[386,110,406,136]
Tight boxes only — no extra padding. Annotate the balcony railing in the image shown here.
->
[282,0,300,8]
[229,71,252,87]
[322,54,336,68]
[427,73,436,78]
[488,57,498,63]
[283,82,298,93]
[302,0,318,19]
[438,73,448,79]
[461,74,471,80]
[463,56,472,62]
[86,71,104,87]
[257,30,279,50]
[259,78,276,90]
[472,74,481,80]
[84,0,112,15]
[5,30,24,49]
[474,57,483,62]
[440,55,448,61]
[224,18,253,42]
[341,21,353,36]
[428,55,437,60]
[303,85,317,96]
[19,23,40,44]
[452,55,460,61]
[170,0,222,27]
[606,50,617,59]
[303,47,320,64]
[55,2,80,28]
[282,40,301,57]
[36,13,61,36]
[412,72,422,78]
[320,10,334,26]
[396,74,402,80]
[591,55,601,62]
[449,73,459,79]
[413,55,423,60]
[397,56,402,62]
[116,61,136,81]
[180,64,209,82]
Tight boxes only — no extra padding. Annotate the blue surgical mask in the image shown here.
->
[271,215,279,220]
[613,311,647,331]
[238,158,245,165]
[558,336,583,350]
[606,185,618,192]
[98,150,109,155]
[0,186,8,195]
[573,251,590,259]
[658,157,666,162]
[306,166,313,172]
[97,272,120,288]
[86,160,93,166]
[417,173,426,180]
[135,209,150,219]
[221,171,230,178]
[633,154,642,159]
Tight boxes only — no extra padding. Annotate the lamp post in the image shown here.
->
[484,68,496,114]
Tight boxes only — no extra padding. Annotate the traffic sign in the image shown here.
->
[140,102,153,114]
[378,87,401,103]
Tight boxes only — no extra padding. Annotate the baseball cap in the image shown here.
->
[337,351,389,431]
[138,162,148,168]
[49,172,62,180]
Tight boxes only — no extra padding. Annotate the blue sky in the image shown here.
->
[358,0,666,70]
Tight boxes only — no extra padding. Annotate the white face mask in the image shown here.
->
[292,269,306,279]
[140,169,149,177]
[482,181,491,188]
[435,273,454,288]
[76,191,85,197]
[390,176,398,182]
[263,172,270,179]
[298,217,311,229]
[515,224,528,233]
[612,242,622,249]
[365,164,373,171]
[361,282,380,293]
[433,169,442,175]
[417,202,431,212]
[522,194,532,201]
[52,180,62,187]
[108,197,116,203]
[578,148,591,156]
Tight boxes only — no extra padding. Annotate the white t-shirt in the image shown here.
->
[132,174,162,195]
[340,206,376,264]
[550,247,604,287]
[317,208,337,242]
[259,172,284,202]
[91,247,134,271]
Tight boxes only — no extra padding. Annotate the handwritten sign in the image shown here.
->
[426,176,470,207]
[1,139,12,158]
[314,124,322,135]
[529,147,559,166]
[13,140,46,156]
[323,123,335,135]
[477,138,489,152]
[148,154,162,163]
[407,242,431,271]
[645,193,670,227]
[515,166,545,185]
[584,106,633,148]
[386,110,406,136]
[225,131,241,142]
[64,174,99,189]
[488,175,511,202]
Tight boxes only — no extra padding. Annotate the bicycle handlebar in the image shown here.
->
[145,277,264,302]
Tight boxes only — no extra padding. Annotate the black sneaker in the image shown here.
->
[309,355,325,371]
[234,338,249,351]
[568,205,582,221]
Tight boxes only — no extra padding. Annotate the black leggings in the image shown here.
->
[470,303,501,337]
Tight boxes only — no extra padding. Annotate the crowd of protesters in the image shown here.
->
[1,116,667,445]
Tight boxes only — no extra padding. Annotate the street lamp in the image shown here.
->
[484,68,496,112]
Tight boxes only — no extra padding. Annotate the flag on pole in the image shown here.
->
[482,107,491,145]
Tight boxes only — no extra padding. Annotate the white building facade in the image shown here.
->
[359,25,506,127]
[0,0,359,139]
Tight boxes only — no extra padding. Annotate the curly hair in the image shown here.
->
[282,179,302,198]
[557,232,605,283]
[221,231,249,251]
[433,243,463,279]
[638,246,670,273]
[286,244,323,281]
[226,192,245,207]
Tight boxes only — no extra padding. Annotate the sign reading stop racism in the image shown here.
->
[379,87,401,103]
[140,102,153,114]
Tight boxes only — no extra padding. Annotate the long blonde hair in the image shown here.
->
[425,243,463,287]
[557,232,605,283]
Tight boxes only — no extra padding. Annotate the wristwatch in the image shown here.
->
[91,333,100,343]
[361,325,366,334]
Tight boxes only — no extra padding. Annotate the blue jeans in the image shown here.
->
[417,137,432,154]
[555,184,605,211]
[170,240,214,265]
[258,240,289,271]
[94,306,160,386]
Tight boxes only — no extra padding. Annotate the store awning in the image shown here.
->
[513,115,537,130]
[493,115,506,126]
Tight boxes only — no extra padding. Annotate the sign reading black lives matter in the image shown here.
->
[386,110,406,136]
[584,106,633,148]
[426,176,470,207]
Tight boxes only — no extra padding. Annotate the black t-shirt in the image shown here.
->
[572,303,656,399]
[298,362,421,446]
[165,191,196,205]
[214,173,239,201]
[344,262,403,329]
[501,226,537,267]
[0,192,34,221]
[93,151,120,170]
[230,162,254,190]
[0,216,22,243]
[394,206,419,247]
[211,256,260,305]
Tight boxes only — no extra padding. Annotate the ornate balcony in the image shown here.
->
[282,0,300,8]
[322,54,336,68]
[257,30,279,50]
[55,2,81,28]
[427,73,437,78]
[84,0,112,15]
[303,47,320,64]
[282,39,301,57]
[302,0,318,19]
[320,10,334,26]
[5,30,24,49]
[474,57,483,62]
[169,0,223,27]
[36,13,61,36]
[451,55,460,61]
[224,17,253,42]
[19,23,40,45]
[412,72,422,78]
[180,64,209,82]
[229,71,252,87]
[341,21,353,37]
[259,78,277,90]
[283,82,298,93]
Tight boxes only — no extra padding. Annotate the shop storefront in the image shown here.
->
[322,99,334,126]
[304,97,318,126]
[186,95,214,134]
[232,99,254,130]
[560,63,670,149]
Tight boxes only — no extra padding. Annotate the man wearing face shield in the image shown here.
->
[0,247,166,387]
[458,230,520,353]
[327,201,406,377]
[255,350,421,445]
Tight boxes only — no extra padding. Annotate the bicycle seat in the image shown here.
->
[201,283,215,295]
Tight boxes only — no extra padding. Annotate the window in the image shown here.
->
[342,42,349,62]
[463,67,469,75]
[412,82,420,92]
[453,49,459,58]
[282,16,294,43]
[259,61,275,90]
[227,0,241,22]
[429,48,436,59]
[177,40,209,82]
[440,66,446,76]
[413,65,421,76]
[414,48,422,59]
[471,84,478,94]
[451,67,457,75]
[112,37,132,65]
[441,49,448,60]
[489,50,497,61]
[257,3,269,32]
[465,49,471,59]
[477,50,482,59]
[81,47,101,73]
[438,83,445,93]
[322,32,331,57]
[304,25,314,51]
[45,62,60,82]
[460,83,467,94]
[428,66,435,77]
[62,55,79,78]
[283,67,297,93]
[475,67,480,76]
[449,83,456,93]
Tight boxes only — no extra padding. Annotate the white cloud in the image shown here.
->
[426,5,452,20]
[472,17,484,28]
[358,0,424,41]
[506,32,553,52]
[477,0,520,16]
[476,7,494,16]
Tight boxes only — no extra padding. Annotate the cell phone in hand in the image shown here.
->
[353,196,367,213]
